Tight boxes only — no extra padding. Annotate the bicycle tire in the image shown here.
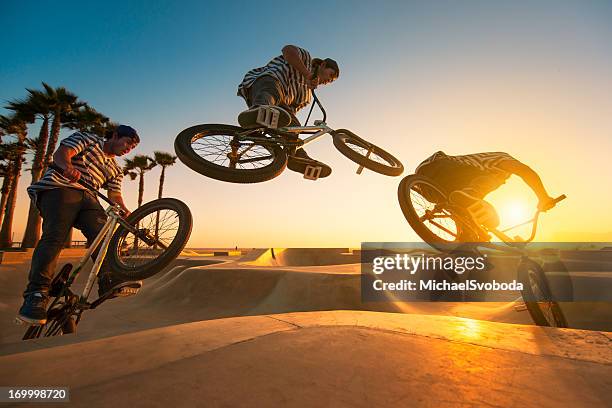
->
[331,129,403,176]
[517,259,568,327]
[175,124,287,183]
[398,174,478,251]
[107,198,192,280]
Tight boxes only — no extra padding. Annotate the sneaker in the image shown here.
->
[238,105,292,129]
[18,292,49,325]
[287,149,332,179]
[449,190,500,229]
[98,273,142,299]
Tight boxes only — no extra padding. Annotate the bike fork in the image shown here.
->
[81,215,118,301]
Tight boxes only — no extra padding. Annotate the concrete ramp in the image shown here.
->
[0,311,610,407]
[245,248,359,266]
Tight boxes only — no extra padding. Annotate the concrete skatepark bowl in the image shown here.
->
[0,248,610,407]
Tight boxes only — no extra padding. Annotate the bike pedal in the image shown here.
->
[303,165,322,180]
[256,106,280,128]
[514,302,528,312]
[112,281,142,297]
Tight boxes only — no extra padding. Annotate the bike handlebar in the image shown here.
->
[551,194,567,206]
[311,90,327,123]
[304,90,327,126]
[48,163,115,207]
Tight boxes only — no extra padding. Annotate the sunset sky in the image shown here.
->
[2,1,612,247]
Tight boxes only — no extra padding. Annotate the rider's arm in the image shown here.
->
[497,159,556,210]
[53,145,81,182]
[108,192,131,216]
[282,45,312,79]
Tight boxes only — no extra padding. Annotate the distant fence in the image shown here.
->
[9,240,89,249]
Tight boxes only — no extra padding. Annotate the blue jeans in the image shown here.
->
[24,187,109,295]
[244,76,301,126]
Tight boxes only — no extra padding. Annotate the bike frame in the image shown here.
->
[423,194,566,256]
[66,204,124,303]
[238,90,333,147]
[235,91,376,178]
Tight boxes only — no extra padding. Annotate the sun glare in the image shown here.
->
[499,201,530,227]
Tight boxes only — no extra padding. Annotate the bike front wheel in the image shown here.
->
[107,198,193,280]
[332,129,404,176]
[517,259,568,327]
[175,124,288,183]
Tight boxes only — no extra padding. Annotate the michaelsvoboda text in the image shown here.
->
[370,254,523,292]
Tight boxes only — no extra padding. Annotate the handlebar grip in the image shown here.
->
[552,194,567,204]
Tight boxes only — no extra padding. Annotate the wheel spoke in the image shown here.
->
[407,181,459,242]
[117,208,182,269]
[191,134,276,170]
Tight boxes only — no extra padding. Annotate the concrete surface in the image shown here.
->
[0,311,610,407]
[0,248,610,407]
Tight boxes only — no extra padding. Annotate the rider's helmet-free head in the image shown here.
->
[313,58,340,85]
[115,125,140,143]
[106,124,140,156]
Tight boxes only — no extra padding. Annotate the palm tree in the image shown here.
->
[151,152,177,248]
[0,143,19,228]
[152,151,177,199]
[124,155,156,208]
[7,89,53,248]
[42,83,83,167]
[62,105,109,136]
[0,115,28,248]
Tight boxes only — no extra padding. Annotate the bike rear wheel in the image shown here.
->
[175,124,287,183]
[107,198,192,280]
[517,259,568,327]
[398,174,479,251]
[332,129,403,176]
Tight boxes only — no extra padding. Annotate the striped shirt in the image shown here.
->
[237,46,313,112]
[27,132,124,204]
[417,151,516,179]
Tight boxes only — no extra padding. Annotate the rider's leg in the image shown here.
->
[415,158,493,239]
[24,188,83,295]
[280,106,332,178]
[449,174,501,230]
[73,195,141,298]
[238,76,291,128]
[19,188,83,323]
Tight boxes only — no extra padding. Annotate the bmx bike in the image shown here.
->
[397,173,570,327]
[174,91,404,183]
[21,165,193,339]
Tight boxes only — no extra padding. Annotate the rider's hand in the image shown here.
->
[63,166,81,183]
[537,195,557,212]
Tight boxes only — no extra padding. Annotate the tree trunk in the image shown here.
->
[43,109,61,167]
[138,171,144,207]
[0,171,14,228]
[158,166,165,199]
[154,166,166,247]
[0,147,25,248]
[21,116,50,248]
